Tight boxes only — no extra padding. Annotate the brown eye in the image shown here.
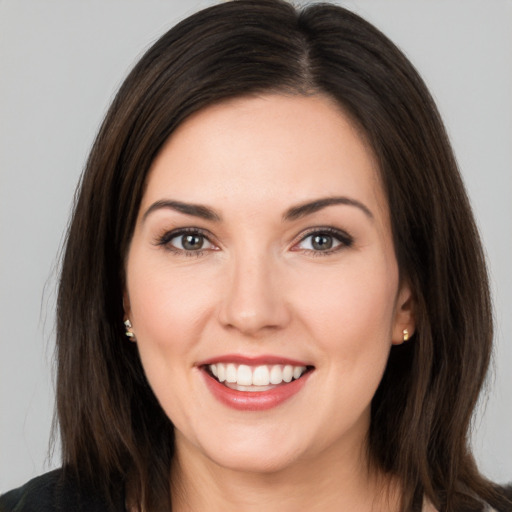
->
[181,234,205,251]
[311,234,333,250]
[160,230,215,253]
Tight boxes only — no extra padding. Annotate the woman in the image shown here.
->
[1,0,510,511]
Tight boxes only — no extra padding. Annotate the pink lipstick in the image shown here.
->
[198,355,313,411]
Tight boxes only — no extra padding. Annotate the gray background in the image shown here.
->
[1,0,511,492]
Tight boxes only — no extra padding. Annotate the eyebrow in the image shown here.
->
[142,200,222,222]
[142,196,373,224]
[283,196,373,221]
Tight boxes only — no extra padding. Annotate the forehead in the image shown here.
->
[142,94,387,220]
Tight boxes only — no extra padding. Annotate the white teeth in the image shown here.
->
[208,362,307,387]
[252,365,270,386]
[269,365,283,384]
[225,383,274,392]
[226,363,237,383]
[217,363,226,382]
[237,365,253,386]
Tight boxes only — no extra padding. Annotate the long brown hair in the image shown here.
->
[56,1,509,510]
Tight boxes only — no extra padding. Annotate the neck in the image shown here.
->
[170,435,400,512]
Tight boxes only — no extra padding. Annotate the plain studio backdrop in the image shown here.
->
[0,0,511,493]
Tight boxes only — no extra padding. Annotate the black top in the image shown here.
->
[0,469,125,512]
[2,469,512,511]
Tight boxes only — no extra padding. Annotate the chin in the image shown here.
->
[208,447,300,475]
[189,426,306,475]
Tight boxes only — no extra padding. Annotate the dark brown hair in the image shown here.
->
[56,1,509,510]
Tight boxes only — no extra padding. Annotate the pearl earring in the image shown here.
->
[124,319,135,339]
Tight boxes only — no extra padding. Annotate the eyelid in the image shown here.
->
[290,226,354,253]
[153,225,353,256]
[154,227,219,253]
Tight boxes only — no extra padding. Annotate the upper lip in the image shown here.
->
[197,354,312,367]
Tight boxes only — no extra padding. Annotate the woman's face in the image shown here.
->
[125,94,413,475]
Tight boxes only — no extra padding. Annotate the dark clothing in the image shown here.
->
[2,469,512,511]
[0,470,124,512]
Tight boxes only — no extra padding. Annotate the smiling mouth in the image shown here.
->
[204,363,313,392]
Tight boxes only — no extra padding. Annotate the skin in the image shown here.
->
[124,94,415,511]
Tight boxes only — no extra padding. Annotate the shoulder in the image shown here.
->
[0,469,125,512]
[0,470,63,512]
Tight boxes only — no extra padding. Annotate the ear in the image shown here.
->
[122,291,137,341]
[123,290,132,323]
[391,280,415,345]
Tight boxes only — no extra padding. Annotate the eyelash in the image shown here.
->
[292,227,354,257]
[154,226,354,257]
[154,227,215,257]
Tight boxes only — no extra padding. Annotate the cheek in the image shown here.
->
[125,260,217,420]
[127,258,217,350]
[292,258,399,426]
[293,257,399,359]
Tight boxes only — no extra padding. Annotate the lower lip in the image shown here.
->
[202,369,312,411]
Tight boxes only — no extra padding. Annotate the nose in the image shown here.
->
[218,250,291,337]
